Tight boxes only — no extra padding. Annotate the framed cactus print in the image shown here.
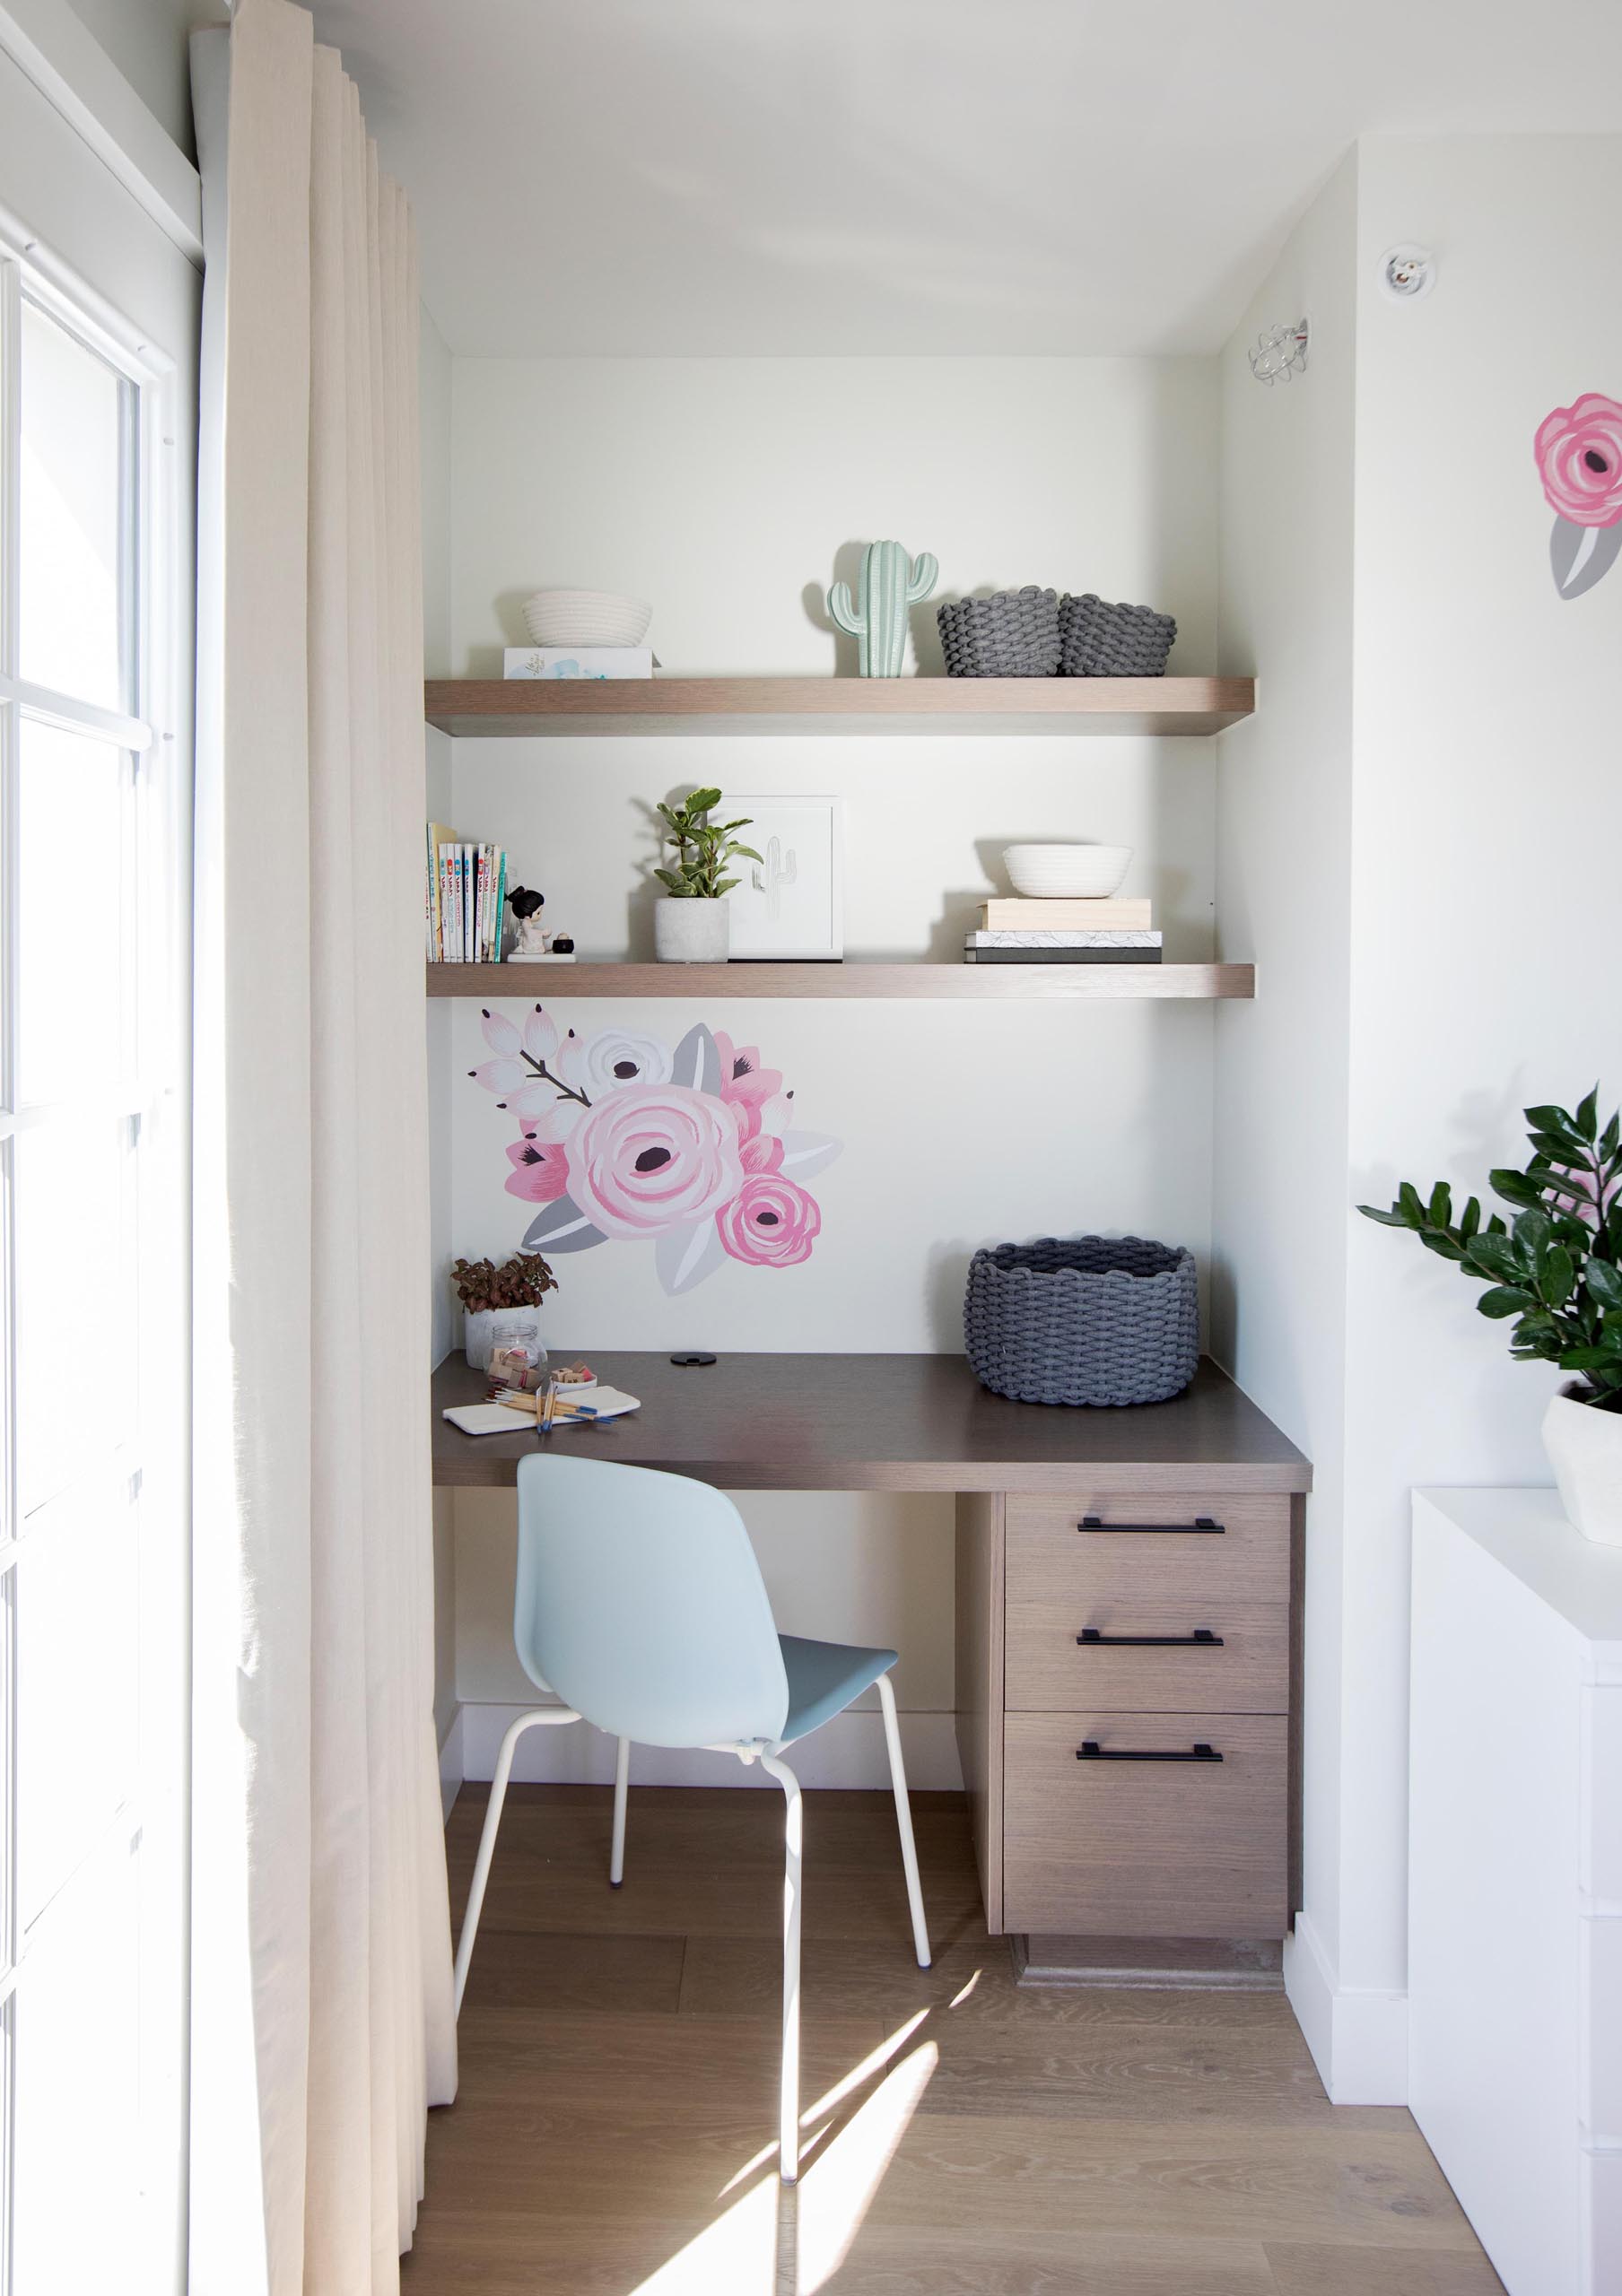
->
[719,794,844,961]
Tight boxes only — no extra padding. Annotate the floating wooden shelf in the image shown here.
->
[427,961,1254,1001]
[424,675,1254,739]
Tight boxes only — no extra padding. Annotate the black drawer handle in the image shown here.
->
[1077,1627,1224,1648]
[1077,1741,1224,1763]
[1077,1514,1225,1535]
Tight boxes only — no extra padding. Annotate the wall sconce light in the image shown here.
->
[1249,318,1310,386]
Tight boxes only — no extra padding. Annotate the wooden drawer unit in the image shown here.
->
[1002,1711,1290,1938]
[956,1475,1305,1943]
[1005,1493,1290,1714]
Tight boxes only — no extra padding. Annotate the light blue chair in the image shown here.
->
[451,1452,931,2181]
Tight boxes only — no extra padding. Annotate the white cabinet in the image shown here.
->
[1410,1488,1622,2295]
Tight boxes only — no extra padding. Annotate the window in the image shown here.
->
[0,208,194,2296]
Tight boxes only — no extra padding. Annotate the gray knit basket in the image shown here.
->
[964,1235,1199,1406]
[1059,593,1177,677]
[937,587,1060,677]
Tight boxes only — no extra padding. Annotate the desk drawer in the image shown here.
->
[1006,1494,1290,1713]
[1003,1711,1289,1939]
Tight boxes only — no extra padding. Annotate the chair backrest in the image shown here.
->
[513,1452,790,1748]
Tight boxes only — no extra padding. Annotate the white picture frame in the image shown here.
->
[719,793,844,961]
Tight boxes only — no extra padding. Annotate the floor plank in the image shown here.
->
[407,1785,1497,2296]
[1264,2239,1507,2293]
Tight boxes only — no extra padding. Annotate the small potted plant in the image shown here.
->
[650,787,759,962]
[1359,1088,1622,1543]
[451,1252,558,1371]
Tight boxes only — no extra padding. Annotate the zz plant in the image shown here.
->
[652,787,760,899]
[1359,1089,1622,1413]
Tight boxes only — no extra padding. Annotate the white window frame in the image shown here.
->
[0,188,193,2296]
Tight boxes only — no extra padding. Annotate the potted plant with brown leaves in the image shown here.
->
[451,1252,558,1372]
[650,786,760,962]
[1359,1087,1622,1543]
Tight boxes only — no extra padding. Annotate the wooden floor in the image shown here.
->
[406,1785,1503,2296]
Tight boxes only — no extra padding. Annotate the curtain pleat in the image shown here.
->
[190,6,456,2291]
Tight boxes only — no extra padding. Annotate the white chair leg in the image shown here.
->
[610,1734,631,1886]
[876,1671,930,1969]
[759,1751,804,2184]
[453,1706,580,2017]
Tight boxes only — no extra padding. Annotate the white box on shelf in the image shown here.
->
[719,794,843,961]
[502,647,655,680]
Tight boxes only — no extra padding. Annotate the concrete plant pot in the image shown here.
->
[1544,1387,1622,1545]
[654,897,728,962]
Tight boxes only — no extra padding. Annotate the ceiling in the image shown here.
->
[311,0,1622,358]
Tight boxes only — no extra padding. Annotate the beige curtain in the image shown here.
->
[189,6,456,2290]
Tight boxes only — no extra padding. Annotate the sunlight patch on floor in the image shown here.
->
[631,2041,938,2295]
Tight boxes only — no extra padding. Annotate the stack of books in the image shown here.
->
[964,897,1161,965]
[428,823,510,962]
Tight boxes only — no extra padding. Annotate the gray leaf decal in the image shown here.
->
[522,1196,606,1253]
[655,1218,725,1295]
[777,1130,842,1179]
[671,1022,720,1096]
[1551,515,1622,599]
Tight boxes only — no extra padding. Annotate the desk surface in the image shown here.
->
[432,1352,1311,1496]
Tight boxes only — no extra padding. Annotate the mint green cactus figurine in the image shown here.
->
[827,541,938,677]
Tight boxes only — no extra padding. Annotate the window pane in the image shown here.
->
[15,1471,139,1931]
[12,1834,140,2292]
[19,299,129,711]
[13,1119,136,1519]
[17,718,131,1106]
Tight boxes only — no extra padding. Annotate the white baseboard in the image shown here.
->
[1285,1909,1408,2104]
[438,1707,465,1824]
[458,1701,964,1792]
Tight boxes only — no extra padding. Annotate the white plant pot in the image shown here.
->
[654,897,728,962]
[464,1305,545,1373]
[1543,1388,1622,1544]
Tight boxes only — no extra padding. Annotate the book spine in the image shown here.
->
[494,848,507,961]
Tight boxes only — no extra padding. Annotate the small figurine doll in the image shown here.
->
[508,883,550,957]
[507,883,576,962]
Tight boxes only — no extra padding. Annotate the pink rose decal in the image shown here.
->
[567,1082,744,1239]
[474,1012,839,1291]
[1535,394,1622,527]
[712,1031,784,1138]
[717,1174,822,1267]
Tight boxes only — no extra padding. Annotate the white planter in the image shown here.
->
[1543,1387,1622,1544]
[654,897,729,962]
[464,1305,545,1373]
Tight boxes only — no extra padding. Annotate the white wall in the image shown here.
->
[1212,151,1360,2068]
[441,354,1223,1782]
[1215,132,1622,2101]
[65,0,222,158]
[421,303,458,1754]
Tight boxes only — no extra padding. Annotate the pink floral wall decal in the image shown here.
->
[468,1007,842,1294]
[1535,392,1622,597]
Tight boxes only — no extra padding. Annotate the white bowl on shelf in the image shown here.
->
[1001,843,1133,898]
[522,587,651,646]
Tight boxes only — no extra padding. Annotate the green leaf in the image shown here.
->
[1577,1086,1600,1142]
[728,845,763,865]
[1463,1233,1525,1282]
[1588,1261,1622,1312]
[1428,1181,1453,1228]
[1513,1208,1554,1265]
[712,877,740,896]
[1477,1286,1537,1318]
[1398,1181,1426,1226]
[1460,1196,1482,1241]
[1357,1205,1410,1228]
[1557,1345,1619,1370]
[1525,1104,1588,1155]
[1541,1246,1576,1307]
[652,867,685,891]
[688,785,723,813]
[1489,1167,1545,1208]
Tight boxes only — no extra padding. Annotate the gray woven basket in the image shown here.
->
[964,1235,1199,1406]
[938,587,1060,677]
[1059,593,1177,677]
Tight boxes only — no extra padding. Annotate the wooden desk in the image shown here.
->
[434,1350,1310,1949]
[432,1351,1309,1498]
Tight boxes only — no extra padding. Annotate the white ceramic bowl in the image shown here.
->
[523,587,651,647]
[1001,842,1132,898]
